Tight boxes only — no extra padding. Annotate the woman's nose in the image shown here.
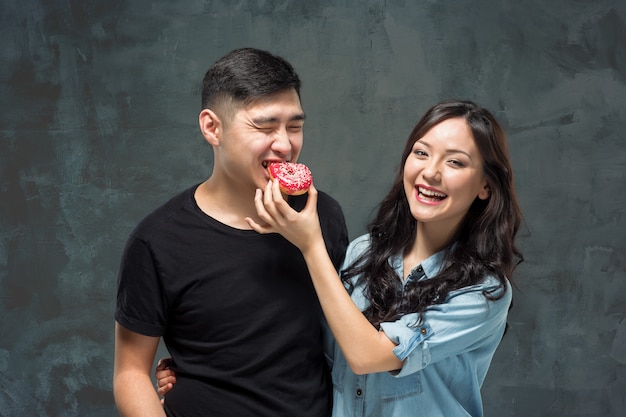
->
[422,161,442,182]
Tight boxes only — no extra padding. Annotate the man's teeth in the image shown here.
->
[419,187,446,198]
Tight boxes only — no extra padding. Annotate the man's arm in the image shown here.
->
[113,322,166,417]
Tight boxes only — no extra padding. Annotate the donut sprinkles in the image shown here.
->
[268,162,313,195]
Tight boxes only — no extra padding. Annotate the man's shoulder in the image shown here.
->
[289,188,343,215]
[312,190,347,234]
[316,189,344,212]
[289,189,348,268]
[131,184,199,240]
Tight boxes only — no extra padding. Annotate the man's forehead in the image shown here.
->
[242,97,305,122]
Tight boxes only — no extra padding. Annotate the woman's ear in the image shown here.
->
[478,182,491,200]
[199,109,222,146]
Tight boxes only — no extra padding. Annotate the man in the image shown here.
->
[113,48,348,417]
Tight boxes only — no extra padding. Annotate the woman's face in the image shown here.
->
[403,117,490,232]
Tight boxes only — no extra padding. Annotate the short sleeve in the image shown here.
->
[115,235,167,337]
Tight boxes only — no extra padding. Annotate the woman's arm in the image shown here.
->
[300,235,403,374]
[246,181,402,374]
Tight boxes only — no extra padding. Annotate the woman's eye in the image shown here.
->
[414,150,427,157]
[449,160,465,168]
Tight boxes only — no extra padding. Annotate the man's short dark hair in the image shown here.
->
[201,48,302,118]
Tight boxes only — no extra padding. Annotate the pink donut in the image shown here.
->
[268,162,313,195]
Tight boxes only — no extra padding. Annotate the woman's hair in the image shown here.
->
[342,100,524,329]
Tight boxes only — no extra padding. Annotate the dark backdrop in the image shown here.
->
[1,0,625,416]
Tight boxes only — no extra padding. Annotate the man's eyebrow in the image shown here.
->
[252,113,306,124]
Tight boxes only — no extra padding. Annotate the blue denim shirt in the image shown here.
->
[326,234,512,417]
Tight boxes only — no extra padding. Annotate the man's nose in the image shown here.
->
[271,128,292,155]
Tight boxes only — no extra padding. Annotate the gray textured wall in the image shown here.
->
[1,0,625,416]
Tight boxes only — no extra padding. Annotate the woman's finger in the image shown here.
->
[263,180,282,219]
[248,189,274,233]
[253,188,270,219]
[263,179,291,226]
[157,381,173,397]
[302,183,319,216]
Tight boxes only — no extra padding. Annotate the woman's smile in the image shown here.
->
[416,185,448,204]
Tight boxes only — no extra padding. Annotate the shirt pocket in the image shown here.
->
[379,370,422,401]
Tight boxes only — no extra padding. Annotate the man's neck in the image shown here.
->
[194,178,260,230]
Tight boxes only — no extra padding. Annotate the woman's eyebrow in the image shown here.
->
[417,139,473,159]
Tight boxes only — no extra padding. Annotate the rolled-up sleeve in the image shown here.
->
[380,319,433,376]
[380,279,511,378]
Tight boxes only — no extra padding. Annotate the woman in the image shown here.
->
[158,100,524,417]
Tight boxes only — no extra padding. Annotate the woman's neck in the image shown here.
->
[403,222,455,278]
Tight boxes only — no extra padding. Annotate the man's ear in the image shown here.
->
[199,109,222,146]
[478,182,491,200]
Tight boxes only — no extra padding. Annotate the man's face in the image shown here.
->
[216,88,305,194]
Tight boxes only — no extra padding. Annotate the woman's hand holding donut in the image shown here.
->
[246,179,324,253]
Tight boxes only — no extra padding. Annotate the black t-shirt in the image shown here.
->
[115,184,348,417]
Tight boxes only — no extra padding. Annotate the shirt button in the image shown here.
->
[356,388,363,396]
[420,327,427,335]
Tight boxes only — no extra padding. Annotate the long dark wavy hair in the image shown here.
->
[341,100,524,329]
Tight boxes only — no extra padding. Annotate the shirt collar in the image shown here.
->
[389,248,448,282]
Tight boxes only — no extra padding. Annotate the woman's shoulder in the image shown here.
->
[339,233,371,268]
[347,233,371,252]
[447,273,512,304]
